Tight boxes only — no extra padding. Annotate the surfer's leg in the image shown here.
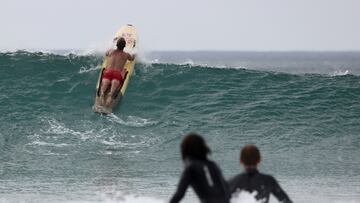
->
[100,79,111,105]
[106,80,120,106]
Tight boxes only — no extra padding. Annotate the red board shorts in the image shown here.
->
[102,68,123,82]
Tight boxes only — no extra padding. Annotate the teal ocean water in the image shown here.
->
[0,51,359,203]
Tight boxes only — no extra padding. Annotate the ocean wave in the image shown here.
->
[1,50,360,203]
[0,48,103,56]
[146,59,232,70]
[2,50,359,76]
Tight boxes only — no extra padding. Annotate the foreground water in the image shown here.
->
[0,51,359,203]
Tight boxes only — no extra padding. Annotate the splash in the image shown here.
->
[330,70,350,76]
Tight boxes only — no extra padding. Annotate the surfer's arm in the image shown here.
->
[105,49,113,56]
[270,177,293,203]
[169,168,191,203]
[127,53,136,61]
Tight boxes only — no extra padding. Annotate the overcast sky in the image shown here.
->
[1,0,360,51]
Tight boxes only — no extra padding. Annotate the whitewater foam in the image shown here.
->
[330,70,350,76]
[27,140,71,147]
[79,65,102,74]
[106,115,158,127]
[42,118,95,141]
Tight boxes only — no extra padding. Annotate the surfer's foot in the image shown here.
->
[105,96,113,107]
[99,94,105,106]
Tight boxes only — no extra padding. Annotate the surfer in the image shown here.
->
[99,37,135,106]
[170,133,230,203]
[227,145,292,203]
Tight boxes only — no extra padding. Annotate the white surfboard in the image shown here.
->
[92,24,138,114]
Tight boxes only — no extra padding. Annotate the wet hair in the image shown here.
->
[181,133,211,161]
[240,145,261,166]
[116,37,126,50]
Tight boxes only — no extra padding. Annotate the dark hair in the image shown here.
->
[181,133,211,161]
[240,145,261,166]
[116,37,126,50]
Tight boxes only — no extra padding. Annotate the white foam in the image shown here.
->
[41,117,95,141]
[79,65,101,74]
[141,56,240,70]
[27,141,71,147]
[65,195,165,203]
[0,47,100,56]
[56,77,71,82]
[65,82,81,94]
[105,195,165,203]
[1,189,359,203]
[150,59,160,64]
[180,59,195,66]
[230,191,260,203]
[330,70,350,76]
[63,192,259,203]
[78,42,111,56]
[106,115,157,127]
[89,191,261,203]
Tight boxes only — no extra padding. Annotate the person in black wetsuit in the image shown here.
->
[227,145,292,203]
[170,133,230,203]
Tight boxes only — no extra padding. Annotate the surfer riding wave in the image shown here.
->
[99,37,135,107]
